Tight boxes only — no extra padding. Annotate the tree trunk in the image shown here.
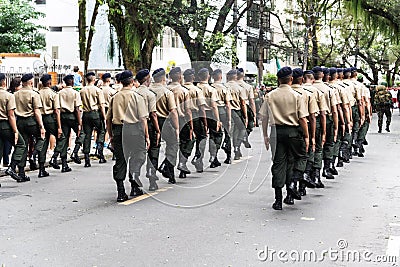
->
[311,25,319,67]
[78,0,86,61]
[84,0,100,74]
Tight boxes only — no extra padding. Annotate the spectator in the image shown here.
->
[73,66,83,87]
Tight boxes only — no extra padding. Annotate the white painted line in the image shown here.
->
[389,223,400,227]
[386,236,400,257]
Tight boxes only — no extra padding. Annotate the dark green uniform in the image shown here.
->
[375,85,392,132]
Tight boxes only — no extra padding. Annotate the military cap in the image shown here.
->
[85,72,96,78]
[329,67,337,75]
[237,67,245,73]
[351,67,358,73]
[322,68,330,75]
[169,67,182,75]
[337,68,343,73]
[21,73,34,82]
[0,73,5,81]
[102,73,111,80]
[226,69,238,76]
[343,68,351,73]
[277,66,292,79]
[198,68,209,75]
[292,68,303,79]
[183,69,195,77]
[40,74,52,84]
[304,70,314,76]
[63,74,74,83]
[135,69,150,82]
[152,68,165,78]
[212,69,222,76]
[120,70,134,81]
[312,66,323,73]
[115,73,121,82]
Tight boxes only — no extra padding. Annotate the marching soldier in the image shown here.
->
[106,70,149,202]
[211,69,233,165]
[80,72,107,167]
[135,69,161,191]
[260,67,309,210]
[374,85,392,133]
[100,73,117,114]
[196,68,223,167]
[56,75,85,170]
[167,67,194,178]
[14,73,45,180]
[356,79,372,156]
[236,68,256,148]
[224,70,248,160]
[149,68,179,184]
[38,74,67,173]
[113,73,123,91]
[0,73,26,183]
[183,69,208,173]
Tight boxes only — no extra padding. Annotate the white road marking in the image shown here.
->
[386,236,400,257]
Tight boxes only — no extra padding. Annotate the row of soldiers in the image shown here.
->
[0,68,257,202]
[260,66,372,210]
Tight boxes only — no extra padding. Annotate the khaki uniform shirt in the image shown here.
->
[0,87,16,120]
[212,82,232,107]
[303,83,329,113]
[349,78,363,102]
[80,85,105,112]
[101,85,117,108]
[225,81,247,111]
[236,80,254,105]
[291,84,320,116]
[313,81,338,115]
[14,86,42,117]
[260,84,309,126]
[106,87,147,125]
[339,80,356,106]
[197,82,219,111]
[149,83,177,118]
[329,81,350,105]
[183,82,206,112]
[113,84,123,91]
[59,86,82,113]
[168,82,191,117]
[39,87,60,115]
[136,85,157,115]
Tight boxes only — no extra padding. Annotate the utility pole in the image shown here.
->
[232,0,238,69]
[257,0,265,86]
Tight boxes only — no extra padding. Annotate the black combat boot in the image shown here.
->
[29,155,38,171]
[5,160,24,182]
[287,181,301,200]
[61,157,72,173]
[329,157,338,175]
[18,167,30,182]
[284,185,295,205]
[158,159,172,179]
[301,164,317,188]
[233,147,241,160]
[148,177,159,191]
[299,181,307,196]
[210,156,221,168]
[116,180,128,202]
[168,162,176,184]
[177,154,191,175]
[356,140,364,157]
[224,152,232,164]
[49,152,60,169]
[322,160,334,179]
[386,125,390,132]
[38,163,50,178]
[146,167,159,180]
[378,126,382,133]
[129,174,144,197]
[97,143,107,163]
[84,154,91,167]
[336,158,344,167]
[191,155,203,173]
[272,188,283,210]
[243,135,251,148]
[314,168,325,188]
[70,144,82,164]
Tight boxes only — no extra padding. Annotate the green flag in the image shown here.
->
[275,57,281,71]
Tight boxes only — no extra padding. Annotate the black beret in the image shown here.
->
[312,66,323,73]
[135,69,150,82]
[304,70,314,76]
[63,74,74,83]
[322,68,330,75]
[169,67,182,76]
[292,68,303,79]
[0,73,5,81]
[120,70,134,81]
[198,68,209,75]
[152,68,165,78]
[40,74,52,84]
[343,68,351,73]
[183,69,195,77]
[351,67,358,73]
[337,68,343,73]
[329,67,337,75]
[226,69,238,76]
[212,69,222,76]
[21,73,34,82]
[237,67,244,73]
[102,73,111,80]
[85,72,96,78]
[115,73,121,82]
[277,66,292,79]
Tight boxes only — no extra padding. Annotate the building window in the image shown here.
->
[49,27,62,32]
[247,3,260,29]
[35,0,46,4]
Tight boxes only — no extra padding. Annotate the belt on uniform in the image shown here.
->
[16,115,34,120]
[274,125,300,129]
[83,110,99,113]
[42,114,55,117]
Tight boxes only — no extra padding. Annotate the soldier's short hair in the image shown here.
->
[197,68,209,81]
[0,73,5,83]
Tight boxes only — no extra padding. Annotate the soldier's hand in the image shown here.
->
[305,137,310,153]
[245,118,248,128]
[321,134,326,147]
[175,128,179,140]
[189,128,194,141]
[360,117,365,126]
[227,120,232,132]
[77,125,82,136]
[57,128,63,138]
[146,137,150,150]
[40,127,46,139]
[14,132,19,145]
[311,138,316,152]
[334,130,338,143]
[156,132,161,146]
[216,121,222,132]
[264,136,270,151]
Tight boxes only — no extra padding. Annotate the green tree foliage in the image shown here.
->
[263,73,277,87]
[0,0,45,53]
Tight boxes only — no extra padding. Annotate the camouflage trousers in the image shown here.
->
[377,107,392,130]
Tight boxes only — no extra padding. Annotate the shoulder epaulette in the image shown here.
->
[292,89,302,95]
[303,88,313,94]
[342,82,350,87]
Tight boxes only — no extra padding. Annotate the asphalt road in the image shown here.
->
[1,113,400,267]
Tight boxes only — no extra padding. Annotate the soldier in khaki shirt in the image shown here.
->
[260,67,309,211]
[106,70,149,202]
[38,74,67,174]
[100,73,117,114]
[56,75,85,168]
[150,68,179,184]
[224,69,248,160]
[236,68,256,148]
[80,72,107,167]
[14,73,46,181]
[135,69,161,191]
[211,69,232,164]
[0,73,26,183]
[168,67,194,179]
[357,77,372,157]
[183,69,208,172]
